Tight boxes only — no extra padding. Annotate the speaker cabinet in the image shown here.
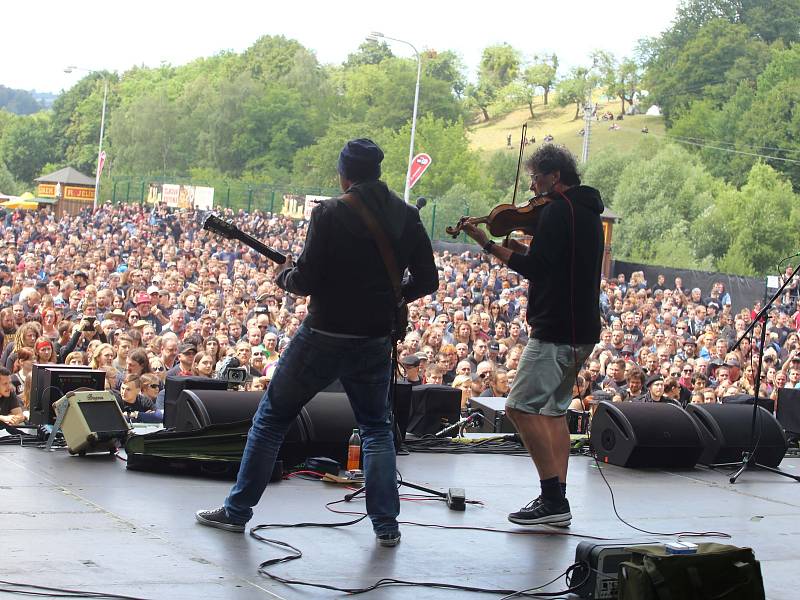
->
[407,384,462,436]
[163,375,229,429]
[171,386,410,469]
[175,389,262,432]
[470,396,516,433]
[590,401,703,468]
[686,403,787,467]
[53,390,131,455]
[777,388,800,440]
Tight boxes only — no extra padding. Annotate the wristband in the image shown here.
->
[483,240,496,253]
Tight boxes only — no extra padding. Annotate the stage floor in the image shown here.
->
[1,439,798,600]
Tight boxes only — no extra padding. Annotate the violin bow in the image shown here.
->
[511,122,527,207]
[505,122,527,248]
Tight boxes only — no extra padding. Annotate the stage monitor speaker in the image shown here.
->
[53,390,131,455]
[174,385,415,470]
[590,401,704,468]
[776,388,800,441]
[299,392,357,466]
[470,396,516,433]
[163,376,229,429]
[175,389,262,432]
[721,393,775,413]
[173,389,308,469]
[687,403,788,467]
[407,384,462,436]
[296,384,411,465]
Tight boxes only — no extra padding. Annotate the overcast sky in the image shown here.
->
[4,0,681,93]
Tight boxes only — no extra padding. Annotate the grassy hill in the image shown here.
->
[467,98,665,160]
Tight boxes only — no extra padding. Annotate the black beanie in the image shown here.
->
[337,138,384,182]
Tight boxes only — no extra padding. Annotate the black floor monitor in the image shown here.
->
[163,375,229,429]
[406,384,462,437]
[777,388,800,440]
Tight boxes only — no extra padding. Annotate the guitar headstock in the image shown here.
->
[202,213,237,239]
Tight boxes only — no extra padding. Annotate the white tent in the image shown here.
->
[646,105,662,116]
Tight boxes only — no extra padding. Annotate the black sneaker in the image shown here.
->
[508,497,571,527]
[195,507,246,532]
[376,531,402,547]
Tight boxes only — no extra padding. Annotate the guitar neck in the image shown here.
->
[232,229,287,264]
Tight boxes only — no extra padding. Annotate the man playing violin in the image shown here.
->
[461,144,603,527]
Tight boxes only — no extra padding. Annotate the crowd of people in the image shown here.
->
[0,201,798,429]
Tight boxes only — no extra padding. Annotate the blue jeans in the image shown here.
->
[224,324,399,535]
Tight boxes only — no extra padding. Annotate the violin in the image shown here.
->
[445,193,553,239]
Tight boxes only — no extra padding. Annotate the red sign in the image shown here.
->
[407,153,432,189]
[96,150,106,180]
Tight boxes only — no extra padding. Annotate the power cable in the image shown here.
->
[592,452,731,540]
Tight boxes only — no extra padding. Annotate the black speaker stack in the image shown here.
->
[590,401,789,469]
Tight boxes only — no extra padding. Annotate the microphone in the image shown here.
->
[434,409,483,438]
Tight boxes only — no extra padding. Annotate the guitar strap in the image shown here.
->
[340,192,403,308]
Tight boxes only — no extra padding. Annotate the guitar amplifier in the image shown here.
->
[53,390,131,455]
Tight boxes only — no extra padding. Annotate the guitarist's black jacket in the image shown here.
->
[277,180,438,338]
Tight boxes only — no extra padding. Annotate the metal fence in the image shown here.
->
[105,175,477,242]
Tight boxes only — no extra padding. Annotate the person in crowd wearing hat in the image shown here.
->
[133,292,162,333]
[637,374,670,404]
[399,354,424,386]
[167,343,197,377]
[196,138,438,548]
[460,144,604,527]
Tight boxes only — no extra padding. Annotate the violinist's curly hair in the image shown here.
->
[525,144,581,186]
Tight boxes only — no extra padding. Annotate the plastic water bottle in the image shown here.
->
[346,428,361,471]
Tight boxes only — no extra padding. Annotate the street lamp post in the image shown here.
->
[64,66,108,210]
[367,32,421,204]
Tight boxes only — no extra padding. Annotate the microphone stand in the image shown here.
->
[719,265,800,483]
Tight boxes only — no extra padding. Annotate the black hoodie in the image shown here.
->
[507,185,604,345]
[277,180,438,337]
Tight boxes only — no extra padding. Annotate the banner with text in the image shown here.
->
[147,183,215,209]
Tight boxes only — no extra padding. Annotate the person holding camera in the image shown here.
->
[57,316,107,363]
[196,138,438,547]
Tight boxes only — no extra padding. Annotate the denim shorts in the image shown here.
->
[505,338,593,417]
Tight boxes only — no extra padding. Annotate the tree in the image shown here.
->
[50,71,119,175]
[108,91,181,176]
[694,163,800,275]
[423,49,467,98]
[0,160,20,194]
[607,142,719,266]
[524,57,557,107]
[479,44,522,89]
[593,51,643,114]
[345,40,394,68]
[0,86,40,115]
[556,67,593,120]
[465,82,495,122]
[0,113,52,183]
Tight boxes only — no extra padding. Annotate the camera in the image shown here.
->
[214,356,250,386]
